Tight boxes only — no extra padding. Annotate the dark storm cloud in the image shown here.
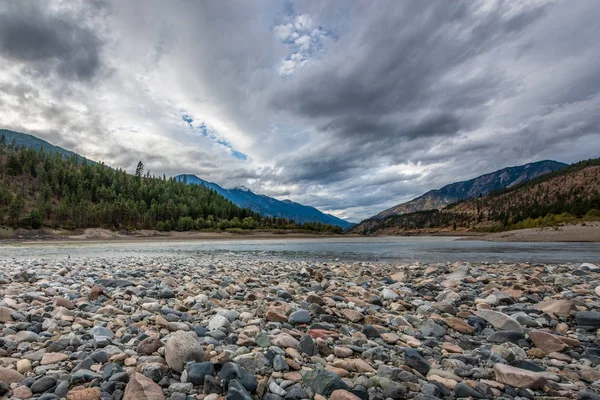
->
[0,2,105,80]
[271,2,546,120]
[320,113,463,143]
[2,0,600,221]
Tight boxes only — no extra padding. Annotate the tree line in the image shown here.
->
[0,136,342,233]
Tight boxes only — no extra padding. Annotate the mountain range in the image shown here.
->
[1,129,352,229]
[2,128,574,233]
[352,160,567,233]
[175,174,353,229]
[352,158,599,235]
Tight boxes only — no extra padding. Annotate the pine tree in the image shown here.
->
[135,161,144,178]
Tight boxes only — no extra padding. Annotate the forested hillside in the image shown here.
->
[353,158,600,235]
[176,174,353,229]
[0,137,342,233]
[0,129,92,163]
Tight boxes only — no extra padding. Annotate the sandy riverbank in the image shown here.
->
[0,227,350,245]
[2,223,600,245]
[472,222,600,242]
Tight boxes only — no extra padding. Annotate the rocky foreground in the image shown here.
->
[0,256,600,400]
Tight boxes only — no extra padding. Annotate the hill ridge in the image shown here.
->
[176,174,353,229]
[373,160,566,220]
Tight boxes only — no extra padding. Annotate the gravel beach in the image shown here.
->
[1,254,600,400]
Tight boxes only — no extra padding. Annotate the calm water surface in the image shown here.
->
[0,236,599,264]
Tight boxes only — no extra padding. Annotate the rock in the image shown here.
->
[534,299,574,317]
[12,386,33,398]
[431,301,457,315]
[89,284,105,300]
[580,392,600,400]
[41,352,69,365]
[66,388,102,400]
[96,278,133,288]
[219,362,258,393]
[576,311,600,328]
[361,324,380,338]
[273,355,289,371]
[454,382,484,399]
[31,376,57,393]
[334,347,353,358]
[487,330,525,344]
[442,342,463,353]
[404,349,430,376]
[256,333,271,347]
[123,373,165,400]
[266,310,287,322]
[186,362,215,385]
[381,383,407,399]
[528,330,568,354]
[341,309,363,323]
[444,317,474,334]
[14,330,39,342]
[288,310,311,324]
[377,365,408,381]
[420,320,447,337]
[208,314,231,331]
[271,333,299,348]
[0,306,15,323]
[0,367,24,384]
[330,389,361,400]
[227,378,253,400]
[91,326,114,341]
[299,334,318,356]
[16,359,32,373]
[303,368,350,396]
[55,297,75,309]
[233,352,269,374]
[269,381,287,396]
[168,383,193,394]
[382,288,399,301]
[138,337,162,355]
[203,375,222,394]
[474,310,523,332]
[164,331,204,373]
[493,364,547,389]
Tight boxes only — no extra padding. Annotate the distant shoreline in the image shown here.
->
[464,222,600,242]
[2,223,599,245]
[0,227,355,245]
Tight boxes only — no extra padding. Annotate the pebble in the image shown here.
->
[0,254,599,399]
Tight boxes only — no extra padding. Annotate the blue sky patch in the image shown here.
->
[183,114,247,160]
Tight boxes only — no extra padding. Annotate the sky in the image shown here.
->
[1,1,599,222]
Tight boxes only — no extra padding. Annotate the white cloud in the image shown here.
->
[273,12,331,76]
[1,0,599,222]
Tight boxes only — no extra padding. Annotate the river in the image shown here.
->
[1,236,599,264]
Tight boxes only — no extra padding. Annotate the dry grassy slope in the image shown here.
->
[448,165,600,216]
[352,162,600,235]
[372,160,565,220]
[376,192,446,218]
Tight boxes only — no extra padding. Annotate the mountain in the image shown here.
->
[0,137,344,233]
[352,158,599,235]
[175,174,353,229]
[372,160,567,221]
[0,129,92,163]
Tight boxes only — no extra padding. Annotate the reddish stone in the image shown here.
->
[307,329,337,339]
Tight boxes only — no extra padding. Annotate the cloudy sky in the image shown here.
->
[1,1,599,221]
